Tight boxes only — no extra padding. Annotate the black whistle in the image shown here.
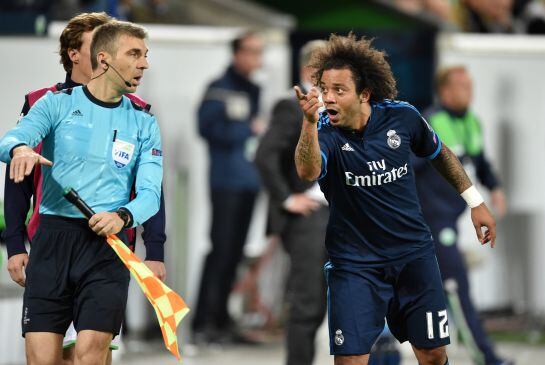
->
[63,187,95,219]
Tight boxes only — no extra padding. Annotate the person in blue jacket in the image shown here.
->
[192,31,264,344]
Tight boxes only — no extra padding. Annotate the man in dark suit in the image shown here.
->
[255,40,329,365]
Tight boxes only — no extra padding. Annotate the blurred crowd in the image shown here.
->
[0,0,189,24]
[390,0,545,33]
[2,0,545,34]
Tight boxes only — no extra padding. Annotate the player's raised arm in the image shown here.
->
[430,143,496,247]
[294,86,322,181]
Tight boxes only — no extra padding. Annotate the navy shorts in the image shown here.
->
[325,251,450,355]
[22,215,130,337]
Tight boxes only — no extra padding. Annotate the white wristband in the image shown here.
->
[461,186,484,208]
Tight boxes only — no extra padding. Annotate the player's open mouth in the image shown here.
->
[327,109,339,121]
[133,76,142,84]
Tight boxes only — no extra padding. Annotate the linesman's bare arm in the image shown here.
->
[294,86,323,181]
[430,143,497,247]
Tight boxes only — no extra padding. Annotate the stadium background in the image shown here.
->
[0,0,544,363]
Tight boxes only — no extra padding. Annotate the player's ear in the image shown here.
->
[68,48,79,65]
[359,89,371,103]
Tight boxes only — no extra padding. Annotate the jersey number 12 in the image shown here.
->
[426,310,449,339]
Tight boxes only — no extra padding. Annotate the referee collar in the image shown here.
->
[82,86,123,109]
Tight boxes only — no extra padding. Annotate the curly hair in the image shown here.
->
[309,33,397,102]
[59,12,112,73]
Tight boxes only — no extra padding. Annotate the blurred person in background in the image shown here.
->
[193,31,264,344]
[413,66,510,365]
[255,40,329,365]
[392,0,454,23]
[453,0,516,33]
[3,12,167,365]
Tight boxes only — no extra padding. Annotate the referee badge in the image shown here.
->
[112,139,135,168]
[334,329,344,346]
[387,129,401,149]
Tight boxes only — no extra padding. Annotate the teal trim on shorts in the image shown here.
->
[63,341,118,351]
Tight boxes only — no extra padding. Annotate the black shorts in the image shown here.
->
[22,215,130,337]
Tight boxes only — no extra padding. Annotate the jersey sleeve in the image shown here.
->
[407,107,442,160]
[0,91,56,163]
[122,117,163,227]
[141,187,167,261]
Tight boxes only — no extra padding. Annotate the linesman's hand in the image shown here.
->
[471,203,496,248]
[7,253,29,287]
[89,212,125,236]
[10,145,53,183]
[145,260,167,282]
[294,86,322,124]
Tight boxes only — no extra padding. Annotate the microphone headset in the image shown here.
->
[89,60,132,87]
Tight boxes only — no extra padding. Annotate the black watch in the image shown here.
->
[116,208,133,228]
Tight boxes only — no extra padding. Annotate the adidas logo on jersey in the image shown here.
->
[341,143,355,151]
[72,109,83,116]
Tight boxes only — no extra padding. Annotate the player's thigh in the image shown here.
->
[326,263,392,356]
[388,253,450,349]
[25,332,64,364]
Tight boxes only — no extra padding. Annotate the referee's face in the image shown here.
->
[111,35,149,92]
[320,68,368,131]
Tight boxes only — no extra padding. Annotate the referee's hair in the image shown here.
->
[59,12,112,73]
[90,21,148,70]
[309,32,397,102]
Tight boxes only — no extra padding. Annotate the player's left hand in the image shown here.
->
[470,203,496,248]
[145,260,166,282]
[89,212,124,236]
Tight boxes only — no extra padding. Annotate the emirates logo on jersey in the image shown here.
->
[345,159,409,187]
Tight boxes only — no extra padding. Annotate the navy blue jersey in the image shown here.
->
[317,101,442,267]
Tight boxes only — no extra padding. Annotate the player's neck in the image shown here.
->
[86,78,123,103]
[352,102,372,132]
[70,68,91,85]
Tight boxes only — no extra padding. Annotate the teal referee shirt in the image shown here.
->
[0,86,163,227]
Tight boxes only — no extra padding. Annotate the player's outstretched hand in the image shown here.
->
[145,260,167,282]
[7,253,28,287]
[89,212,125,236]
[10,145,53,183]
[470,203,496,248]
[294,86,322,124]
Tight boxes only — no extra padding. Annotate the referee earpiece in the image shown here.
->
[100,60,132,87]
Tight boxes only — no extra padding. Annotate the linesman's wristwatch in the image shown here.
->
[116,207,133,228]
